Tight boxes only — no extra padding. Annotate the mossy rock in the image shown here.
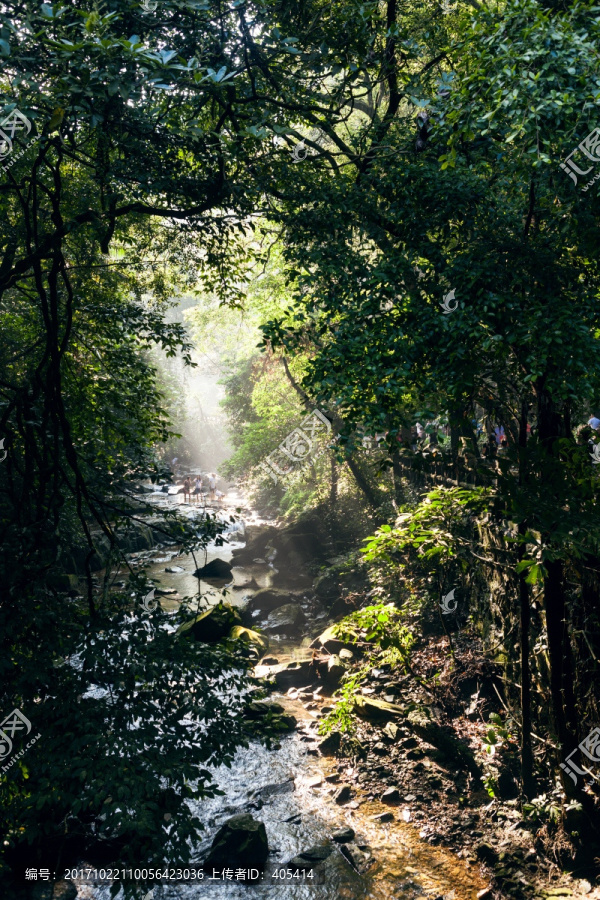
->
[176,603,242,643]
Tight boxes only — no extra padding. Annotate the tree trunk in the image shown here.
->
[392,449,404,508]
[536,385,578,794]
[517,401,535,798]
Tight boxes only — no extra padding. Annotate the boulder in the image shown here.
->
[264,603,306,635]
[244,588,292,615]
[194,558,233,580]
[46,573,80,593]
[229,625,268,655]
[176,604,242,643]
[203,814,268,870]
[353,695,405,722]
[255,659,314,690]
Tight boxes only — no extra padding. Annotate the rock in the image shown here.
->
[229,625,268,655]
[475,842,499,864]
[383,722,400,741]
[334,785,352,804]
[317,731,341,756]
[261,656,279,665]
[256,659,314,689]
[46,573,80,592]
[339,648,354,660]
[477,891,493,900]
[332,827,355,843]
[203,814,268,870]
[381,787,401,805]
[310,624,365,656]
[155,587,178,595]
[245,588,292,615]
[307,775,323,788]
[165,565,185,573]
[176,604,242,643]
[325,773,341,783]
[287,845,332,869]
[372,742,387,755]
[407,709,483,780]
[323,654,347,685]
[244,701,284,718]
[353,695,405,722]
[264,603,306,635]
[339,842,373,874]
[373,812,394,823]
[194,558,233,580]
[260,779,295,797]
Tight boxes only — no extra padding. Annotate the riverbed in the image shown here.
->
[75,490,485,900]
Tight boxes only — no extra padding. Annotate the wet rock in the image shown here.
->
[203,814,268,870]
[334,785,352,804]
[165,565,185,573]
[264,603,306,635]
[229,625,268,656]
[325,773,341,783]
[244,700,284,718]
[194,558,233,579]
[261,656,279,665]
[155,586,177,595]
[332,827,355,843]
[287,844,332,869]
[373,811,394,823]
[381,787,401,805]
[477,891,493,900]
[176,604,242,643]
[339,842,373,874]
[317,731,341,756]
[260,779,295,797]
[354,695,405,722]
[245,588,293,615]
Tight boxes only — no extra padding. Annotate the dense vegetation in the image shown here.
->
[1,0,600,892]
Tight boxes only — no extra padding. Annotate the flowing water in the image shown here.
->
[76,489,485,900]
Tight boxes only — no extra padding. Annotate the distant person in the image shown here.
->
[193,476,203,504]
[183,477,191,502]
[208,473,217,499]
[214,489,225,504]
[588,415,600,431]
[494,425,506,444]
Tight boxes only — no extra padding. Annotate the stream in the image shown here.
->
[76,488,485,900]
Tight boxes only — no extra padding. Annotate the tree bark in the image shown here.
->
[517,400,535,798]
